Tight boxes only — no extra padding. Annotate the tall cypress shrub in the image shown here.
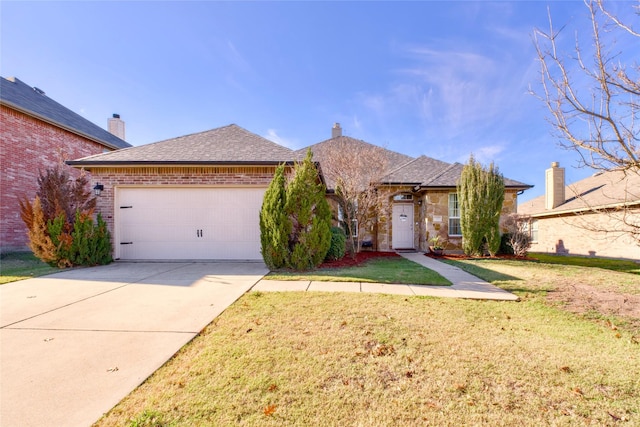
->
[259,164,290,270]
[284,150,331,270]
[458,155,505,257]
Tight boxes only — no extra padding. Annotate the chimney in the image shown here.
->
[331,122,342,138]
[545,161,565,209]
[108,113,125,140]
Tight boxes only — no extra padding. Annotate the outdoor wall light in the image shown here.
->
[93,183,104,196]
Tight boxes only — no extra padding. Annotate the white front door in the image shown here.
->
[392,204,414,249]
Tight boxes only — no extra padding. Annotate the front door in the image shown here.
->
[392,204,414,249]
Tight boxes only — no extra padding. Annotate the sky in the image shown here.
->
[2,1,638,202]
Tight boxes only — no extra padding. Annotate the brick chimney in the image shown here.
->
[545,161,565,209]
[332,122,342,138]
[108,113,125,140]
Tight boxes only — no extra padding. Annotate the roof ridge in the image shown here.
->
[381,155,425,179]
[421,162,461,186]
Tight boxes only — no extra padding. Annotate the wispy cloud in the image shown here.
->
[264,128,296,149]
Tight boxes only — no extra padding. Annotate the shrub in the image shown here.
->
[259,164,290,270]
[458,155,505,256]
[501,213,532,257]
[19,166,112,268]
[325,226,346,261]
[284,150,331,270]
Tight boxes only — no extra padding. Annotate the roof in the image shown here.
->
[381,156,532,189]
[68,124,296,167]
[295,135,415,190]
[0,76,130,150]
[519,169,640,217]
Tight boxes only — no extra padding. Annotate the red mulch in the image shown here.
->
[319,251,401,268]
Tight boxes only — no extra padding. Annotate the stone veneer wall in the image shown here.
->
[376,188,520,253]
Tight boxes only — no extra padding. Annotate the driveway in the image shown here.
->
[0,261,268,427]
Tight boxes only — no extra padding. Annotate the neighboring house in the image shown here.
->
[68,123,531,260]
[0,76,131,252]
[518,162,640,260]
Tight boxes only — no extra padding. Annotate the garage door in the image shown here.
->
[116,187,266,260]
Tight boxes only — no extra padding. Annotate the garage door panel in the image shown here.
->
[116,187,266,260]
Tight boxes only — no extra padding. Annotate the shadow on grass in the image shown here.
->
[440,259,521,283]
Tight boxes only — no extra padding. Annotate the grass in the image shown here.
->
[95,290,640,427]
[0,251,59,284]
[530,253,640,275]
[265,257,451,286]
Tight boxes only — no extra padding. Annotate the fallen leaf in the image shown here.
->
[560,366,572,373]
[268,384,278,392]
[107,367,119,372]
[246,328,253,333]
[572,387,584,396]
[43,338,54,342]
[263,405,276,416]
[607,411,621,421]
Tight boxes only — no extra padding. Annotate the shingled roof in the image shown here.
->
[519,169,640,217]
[0,76,130,150]
[68,124,295,167]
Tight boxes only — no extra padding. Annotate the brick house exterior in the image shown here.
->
[519,163,640,260]
[0,77,130,252]
[69,123,531,260]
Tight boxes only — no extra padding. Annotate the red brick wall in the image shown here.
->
[88,166,278,248]
[1,106,105,251]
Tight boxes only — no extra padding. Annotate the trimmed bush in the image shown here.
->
[325,226,346,261]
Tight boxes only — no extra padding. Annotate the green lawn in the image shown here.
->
[530,252,640,274]
[95,289,640,427]
[0,252,59,284]
[266,257,451,286]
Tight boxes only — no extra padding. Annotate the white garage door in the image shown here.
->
[116,187,266,260]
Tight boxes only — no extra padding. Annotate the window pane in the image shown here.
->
[449,218,461,235]
[448,193,459,217]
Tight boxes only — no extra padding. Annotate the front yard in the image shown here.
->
[95,256,640,427]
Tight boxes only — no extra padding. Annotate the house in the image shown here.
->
[518,162,640,260]
[297,123,531,252]
[67,123,531,261]
[0,76,131,252]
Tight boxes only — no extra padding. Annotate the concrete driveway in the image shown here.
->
[0,261,267,427]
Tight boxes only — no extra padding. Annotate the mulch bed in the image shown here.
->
[319,251,400,268]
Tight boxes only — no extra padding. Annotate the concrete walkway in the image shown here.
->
[253,252,518,301]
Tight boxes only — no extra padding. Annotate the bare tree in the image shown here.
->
[313,138,391,255]
[532,0,640,244]
[532,0,639,173]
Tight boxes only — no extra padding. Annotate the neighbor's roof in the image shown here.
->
[0,76,130,150]
[67,124,295,168]
[519,169,640,217]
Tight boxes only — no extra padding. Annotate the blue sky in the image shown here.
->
[2,1,638,201]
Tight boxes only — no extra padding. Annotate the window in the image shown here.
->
[531,220,539,243]
[393,194,413,201]
[448,193,461,236]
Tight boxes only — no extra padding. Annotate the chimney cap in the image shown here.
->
[551,161,560,168]
[112,113,120,119]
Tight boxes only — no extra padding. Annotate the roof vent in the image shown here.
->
[112,113,120,119]
[33,87,45,95]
